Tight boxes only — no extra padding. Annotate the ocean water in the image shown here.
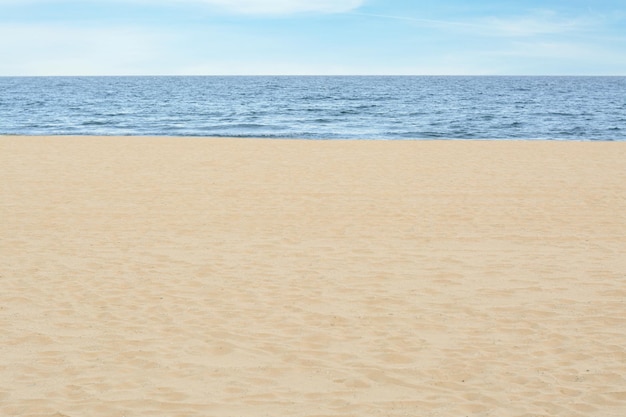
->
[1,76,625,140]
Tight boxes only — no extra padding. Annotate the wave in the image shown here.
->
[1,76,625,140]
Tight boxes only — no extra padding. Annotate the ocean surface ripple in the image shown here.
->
[1,76,625,140]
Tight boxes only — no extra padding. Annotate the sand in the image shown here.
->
[1,135,625,417]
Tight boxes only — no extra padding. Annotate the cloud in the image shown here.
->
[0,24,173,75]
[0,0,365,15]
[189,0,364,14]
[481,10,594,37]
[354,9,596,38]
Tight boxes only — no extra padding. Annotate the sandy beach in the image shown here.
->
[1,135,625,417]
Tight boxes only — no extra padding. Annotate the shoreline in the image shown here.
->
[2,135,625,416]
[2,134,625,141]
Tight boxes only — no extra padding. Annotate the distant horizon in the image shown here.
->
[2,74,626,78]
[1,1,625,77]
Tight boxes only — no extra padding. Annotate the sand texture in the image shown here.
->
[1,136,626,417]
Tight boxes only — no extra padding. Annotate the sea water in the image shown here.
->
[1,76,624,140]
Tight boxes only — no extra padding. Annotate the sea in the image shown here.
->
[1,76,625,140]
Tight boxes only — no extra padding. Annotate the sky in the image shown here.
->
[0,0,625,76]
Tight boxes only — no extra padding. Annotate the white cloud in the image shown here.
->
[355,9,596,38]
[189,0,364,14]
[481,10,593,37]
[0,24,173,75]
[0,0,365,14]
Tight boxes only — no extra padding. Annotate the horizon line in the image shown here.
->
[1,74,625,78]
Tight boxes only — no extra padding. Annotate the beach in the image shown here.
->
[1,135,625,416]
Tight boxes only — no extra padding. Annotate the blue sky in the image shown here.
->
[1,0,625,75]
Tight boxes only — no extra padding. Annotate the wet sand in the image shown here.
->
[1,136,625,417]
